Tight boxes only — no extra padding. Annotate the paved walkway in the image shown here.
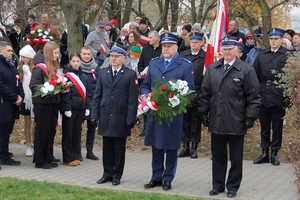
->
[0,144,299,200]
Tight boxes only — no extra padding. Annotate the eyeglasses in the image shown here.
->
[246,37,253,40]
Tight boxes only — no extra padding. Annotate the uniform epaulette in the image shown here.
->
[151,56,160,61]
[182,58,192,63]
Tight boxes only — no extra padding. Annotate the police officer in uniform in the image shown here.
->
[253,28,289,166]
[91,45,139,186]
[179,32,206,158]
[141,32,194,190]
[199,36,261,198]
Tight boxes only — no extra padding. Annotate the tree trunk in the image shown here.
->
[170,0,178,32]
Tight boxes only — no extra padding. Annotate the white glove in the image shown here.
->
[64,111,72,117]
[85,109,90,116]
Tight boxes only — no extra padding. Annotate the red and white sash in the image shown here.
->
[65,72,86,104]
[35,63,48,74]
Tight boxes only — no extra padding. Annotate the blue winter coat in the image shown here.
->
[140,54,194,149]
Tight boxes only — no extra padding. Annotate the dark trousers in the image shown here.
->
[33,104,58,165]
[151,147,178,182]
[259,105,285,150]
[102,136,127,180]
[211,133,244,192]
[78,120,95,153]
[62,109,83,163]
[0,121,15,161]
[182,106,201,143]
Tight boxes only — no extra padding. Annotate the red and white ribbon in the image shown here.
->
[16,75,20,87]
[91,69,96,80]
[137,93,159,117]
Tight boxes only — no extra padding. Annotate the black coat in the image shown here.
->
[180,48,206,88]
[0,55,24,122]
[253,46,288,107]
[199,58,261,135]
[91,66,139,137]
[60,66,92,112]
[137,44,162,73]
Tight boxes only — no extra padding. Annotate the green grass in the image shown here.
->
[0,177,202,200]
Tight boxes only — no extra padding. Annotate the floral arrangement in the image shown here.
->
[33,76,72,98]
[138,78,196,125]
[27,29,55,51]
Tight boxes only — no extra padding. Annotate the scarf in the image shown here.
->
[81,58,97,73]
[22,64,34,117]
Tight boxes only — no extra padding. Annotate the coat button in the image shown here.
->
[110,114,113,117]
[112,87,114,90]
[110,105,113,108]
[162,76,165,79]
[111,96,113,99]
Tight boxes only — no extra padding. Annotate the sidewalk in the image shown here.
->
[0,144,299,200]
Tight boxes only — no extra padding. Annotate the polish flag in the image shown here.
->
[204,0,228,74]
[100,43,106,54]
[140,35,149,45]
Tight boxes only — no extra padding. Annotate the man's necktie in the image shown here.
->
[224,63,231,72]
[114,70,118,76]
[165,60,169,70]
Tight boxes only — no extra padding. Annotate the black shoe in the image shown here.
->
[271,150,280,166]
[96,177,112,184]
[0,158,21,166]
[86,151,99,160]
[144,180,162,188]
[138,128,145,137]
[9,152,14,157]
[227,191,237,198]
[253,148,269,164]
[35,163,52,169]
[50,156,60,162]
[162,181,171,190]
[112,179,120,185]
[49,162,58,168]
[209,188,224,196]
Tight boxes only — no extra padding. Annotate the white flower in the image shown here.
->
[44,31,49,35]
[168,81,178,91]
[43,82,50,87]
[30,30,36,34]
[49,36,54,40]
[63,77,68,84]
[37,29,43,33]
[180,86,189,95]
[168,96,180,108]
[42,35,47,39]
[38,33,43,37]
[41,87,49,94]
[47,84,55,92]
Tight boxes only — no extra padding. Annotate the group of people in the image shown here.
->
[0,12,296,198]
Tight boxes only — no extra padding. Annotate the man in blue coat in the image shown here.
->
[141,32,194,190]
[91,45,139,186]
[0,41,24,167]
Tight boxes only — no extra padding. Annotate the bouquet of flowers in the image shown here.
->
[33,76,72,98]
[138,78,196,125]
[27,29,55,51]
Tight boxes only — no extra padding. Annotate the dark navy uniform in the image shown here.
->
[141,33,194,188]
[179,32,206,158]
[91,46,139,183]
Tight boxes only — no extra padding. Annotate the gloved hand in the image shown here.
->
[96,51,100,56]
[200,115,209,127]
[90,119,98,128]
[64,111,72,118]
[245,118,254,129]
[127,122,135,130]
[85,109,90,116]
[282,97,292,108]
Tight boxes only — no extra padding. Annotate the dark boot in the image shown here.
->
[253,148,269,164]
[271,150,280,166]
[190,142,198,159]
[178,142,190,157]
[75,152,83,161]
[86,151,99,160]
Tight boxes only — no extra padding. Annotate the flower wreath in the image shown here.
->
[27,29,55,51]
[138,78,196,125]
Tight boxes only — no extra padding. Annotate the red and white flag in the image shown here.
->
[100,43,106,54]
[140,35,149,45]
[204,0,228,74]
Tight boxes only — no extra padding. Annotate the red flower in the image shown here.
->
[160,85,166,91]
[168,92,174,98]
[48,80,57,87]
